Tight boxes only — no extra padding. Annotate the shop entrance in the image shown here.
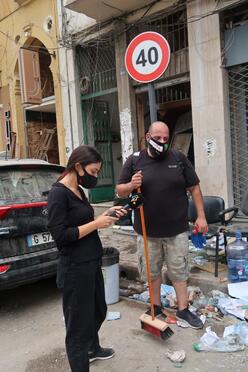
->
[136,82,194,164]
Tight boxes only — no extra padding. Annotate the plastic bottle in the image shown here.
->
[224,322,248,346]
[193,336,244,352]
[193,327,244,352]
[226,230,248,283]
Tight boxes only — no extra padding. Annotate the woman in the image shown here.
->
[48,145,126,372]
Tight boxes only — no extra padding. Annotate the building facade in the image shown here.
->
[0,0,66,164]
[61,0,248,207]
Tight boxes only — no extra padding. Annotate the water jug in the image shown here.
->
[226,231,248,283]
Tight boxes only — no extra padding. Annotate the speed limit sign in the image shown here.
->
[125,32,170,83]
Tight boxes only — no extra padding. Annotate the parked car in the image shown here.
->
[0,159,64,290]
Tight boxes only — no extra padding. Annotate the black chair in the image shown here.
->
[241,189,248,216]
[221,189,248,246]
[188,196,238,277]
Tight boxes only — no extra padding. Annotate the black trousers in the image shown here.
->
[57,257,107,372]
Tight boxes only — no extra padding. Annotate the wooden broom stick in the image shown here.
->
[137,187,155,320]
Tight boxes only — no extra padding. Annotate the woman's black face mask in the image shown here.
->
[77,169,98,189]
[148,137,169,159]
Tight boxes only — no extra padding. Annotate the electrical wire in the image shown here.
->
[187,0,247,23]
[54,0,246,90]
[82,38,100,141]
[0,2,26,23]
[72,0,184,46]
[73,0,247,46]
[0,0,245,53]
[76,1,165,146]
[74,0,247,149]
[0,28,66,53]
[1,0,246,96]
[0,29,8,66]
[78,6,103,146]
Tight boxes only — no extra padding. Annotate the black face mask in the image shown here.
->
[77,169,98,189]
[148,137,169,159]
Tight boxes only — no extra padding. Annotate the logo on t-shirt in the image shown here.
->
[168,164,178,168]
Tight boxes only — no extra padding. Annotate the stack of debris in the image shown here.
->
[128,282,248,353]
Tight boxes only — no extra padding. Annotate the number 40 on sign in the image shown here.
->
[125,31,171,83]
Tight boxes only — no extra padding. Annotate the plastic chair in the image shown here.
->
[188,196,238,277]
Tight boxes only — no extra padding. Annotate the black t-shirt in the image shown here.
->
[48,183,102,262]
[117,149,200,238]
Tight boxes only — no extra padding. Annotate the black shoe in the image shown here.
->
[176,308,203,329]
[145,304,166,319]
[89,347,115,363]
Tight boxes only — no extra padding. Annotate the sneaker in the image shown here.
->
[89,347,115,363]
[145,305,167,319]
[176,308,203,329]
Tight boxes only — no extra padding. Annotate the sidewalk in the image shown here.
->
[24,296,248,372]
[98,225,228,294]
[89,299,247,372]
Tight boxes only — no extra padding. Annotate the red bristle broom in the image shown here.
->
[137,187,174,340]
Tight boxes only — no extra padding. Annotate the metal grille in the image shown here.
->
[127,8,187,51]
[89,100,115,202]
[156,82,190,104]
[76,40,117,95]
[228,63,248,207]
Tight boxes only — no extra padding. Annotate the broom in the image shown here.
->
[137,187,173,340]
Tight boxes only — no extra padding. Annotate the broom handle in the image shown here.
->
[137,187,155,321]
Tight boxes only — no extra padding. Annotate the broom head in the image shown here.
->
[140,313,174,340]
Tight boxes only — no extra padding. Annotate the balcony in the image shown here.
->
[64,0,152,22]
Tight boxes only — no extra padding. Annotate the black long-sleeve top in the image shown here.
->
[48,183,102,262]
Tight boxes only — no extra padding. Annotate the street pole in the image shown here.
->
[148,83,157,123]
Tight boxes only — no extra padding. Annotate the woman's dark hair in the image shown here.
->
[58,145,103,181]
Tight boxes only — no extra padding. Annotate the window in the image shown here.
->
[0,168,61,205]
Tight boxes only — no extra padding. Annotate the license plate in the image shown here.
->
[27,232,54,247]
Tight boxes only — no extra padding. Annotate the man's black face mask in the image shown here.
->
[148,137,169,159]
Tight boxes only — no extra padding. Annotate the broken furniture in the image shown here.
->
[32,128,55,161]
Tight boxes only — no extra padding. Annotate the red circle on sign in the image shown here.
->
[125,32,170,83]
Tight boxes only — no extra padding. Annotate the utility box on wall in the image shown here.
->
[19,48,42,104]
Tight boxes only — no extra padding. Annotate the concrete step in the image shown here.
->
[189,267,228,294]
[99,226,229,295]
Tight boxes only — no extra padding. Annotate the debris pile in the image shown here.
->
[129,282,248,352]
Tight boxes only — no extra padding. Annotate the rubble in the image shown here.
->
[165,349,186,363]
[193,326,245,352]
[125,279,248,352]
[100,225,248,354]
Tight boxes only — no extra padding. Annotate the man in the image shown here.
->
[116,121,208,329]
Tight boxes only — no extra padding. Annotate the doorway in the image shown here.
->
[81,93,122,203]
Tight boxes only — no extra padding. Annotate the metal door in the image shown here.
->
[82,100,115,202]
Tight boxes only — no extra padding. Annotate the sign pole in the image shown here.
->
[148,83,157,123]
